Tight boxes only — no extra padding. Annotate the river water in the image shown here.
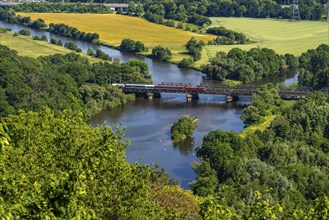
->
[0,21,296,188]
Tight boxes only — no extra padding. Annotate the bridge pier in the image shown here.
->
[145,92,161,100]
[226,95,239,102]
[153,93,161,98]
[186,94,199,102]
[146,93,154,100]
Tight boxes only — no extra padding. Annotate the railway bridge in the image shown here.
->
[114,83,327,102]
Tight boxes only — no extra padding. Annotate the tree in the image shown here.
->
[128,1,136,15]
[95,49,112,61]
[40,35,47,41]
[64,42,80,51]
[171,115,198,143]
[29,18,47,29]
[18,29,31,36]
[151,45,172,61]
[87,48,95,56]
[178,58,193,68]
[135,3,144,17]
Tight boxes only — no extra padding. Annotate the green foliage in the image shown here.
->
[299,44,329,89]
[119,38,146,53]
[178,57,193,68]
[185,37,205,61]
[0,108,198,218]
[29,18,47,29]
[95,49,112,61]
[202,48,289,83]
[49,23,100,43]
[64,42,81,52]
[0,45,149,117]
[171,115,197,143]
[207,26,247,45]
[79,84,135,115]
[151,45,172,61]
[242,84,282,126]
[18,29,31,36]
[11,2,114,14]
[0,27,11,33]
[198,196,233,219]
[87,48,95,56]
[193,89,329,218]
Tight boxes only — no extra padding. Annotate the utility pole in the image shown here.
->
[292,0,301,21]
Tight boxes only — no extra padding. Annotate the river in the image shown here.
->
[0,21,296,188]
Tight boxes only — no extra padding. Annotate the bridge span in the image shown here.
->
[113,83,325,102]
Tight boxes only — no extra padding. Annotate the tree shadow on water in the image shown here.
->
[172,136,195,156]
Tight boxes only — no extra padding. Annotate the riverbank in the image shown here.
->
[17,12,215,64]
[0,31,102,63]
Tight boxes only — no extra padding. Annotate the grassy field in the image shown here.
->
[239,115,276,138]
[203,17,329,61]
[18,13,215,62]
[0,31,101,62]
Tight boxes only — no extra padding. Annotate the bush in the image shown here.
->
[178,58,194,68]
[119,38,146,53]
[40,35,47,41]
[151,45,172,61]
[64,42,81,52]
[171,115,198,143]
[32,35,41,40]
[95,49,112,61]
[18,29,31,36]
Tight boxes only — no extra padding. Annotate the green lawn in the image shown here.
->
[204,17,329,62]
[0,31,101,62]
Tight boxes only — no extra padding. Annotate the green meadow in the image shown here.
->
[0,31,102,62]
[199,17,329,64]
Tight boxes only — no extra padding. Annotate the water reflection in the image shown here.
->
[90,96,245,188]
[173,137,195,156]
[0,21,204,85]
[0,20,299,189]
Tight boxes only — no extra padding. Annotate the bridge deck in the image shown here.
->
[121,85,319,100]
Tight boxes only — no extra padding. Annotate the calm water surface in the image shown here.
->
[89,96,246,188]
[0,21,296,188]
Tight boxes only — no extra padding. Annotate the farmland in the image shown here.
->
[0,31,101,62]
[202,17,328,61]
[17,13,215,62]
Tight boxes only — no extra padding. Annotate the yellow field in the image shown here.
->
[204,17,329,60]
[18,13,215,62]
[0,31,100,62]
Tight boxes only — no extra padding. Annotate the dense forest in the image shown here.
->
[0,108,201,218]
[201,47,298,83]
[192,84,329,218]
[1,49,329,217]
[298,44,329,89]
[10,2,113,14]
[11,0,328,22]
[0,45,151,117]
[1,34,329,220]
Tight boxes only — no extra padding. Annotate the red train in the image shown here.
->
[112,82,206,92]
[155,82,206,92]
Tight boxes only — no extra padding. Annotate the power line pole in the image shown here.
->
[292,0,301,21]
